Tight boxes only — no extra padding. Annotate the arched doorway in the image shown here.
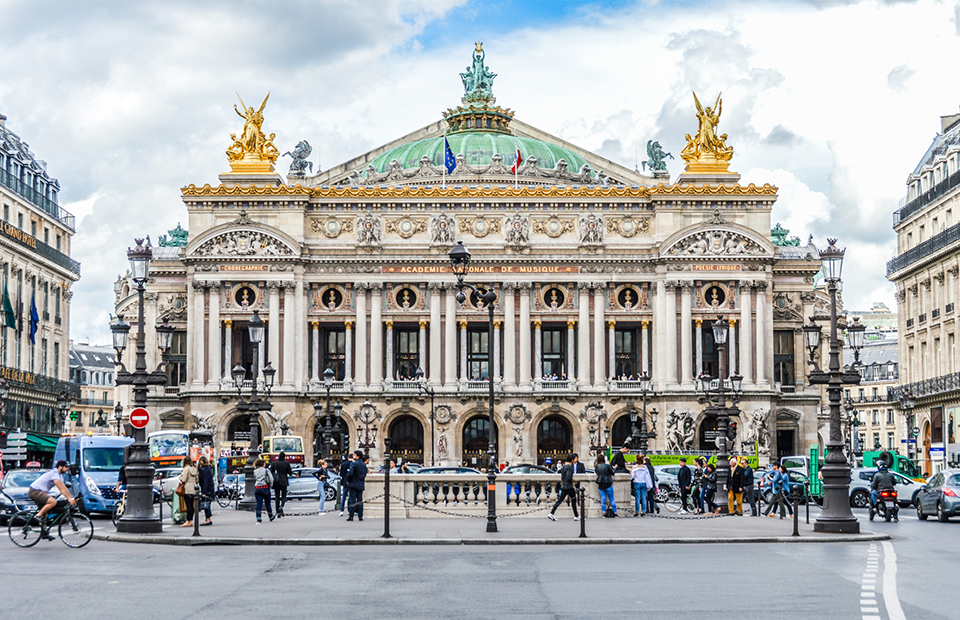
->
[537,415,572,466]
[611,415,633,449]
[314,417,350,467]
[698,416,719,451]
[389,415,424,465]
[462,415,498,468]
[227,415,262,447]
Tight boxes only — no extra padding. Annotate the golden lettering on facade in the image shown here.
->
[384,264,580,274]
[220,265,269,272]
[691,264,742,271]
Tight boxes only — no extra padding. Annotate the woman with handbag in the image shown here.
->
[253,458,275,523]
[197,456,215,526]
[314,459,329,515]
[178,456,199,528]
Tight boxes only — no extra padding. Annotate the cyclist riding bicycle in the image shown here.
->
[28,460,77,533]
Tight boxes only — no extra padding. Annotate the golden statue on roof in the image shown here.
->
[226,92,278,173]
[680,91,735,174]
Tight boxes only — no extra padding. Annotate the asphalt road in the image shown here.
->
[1,507,955,620]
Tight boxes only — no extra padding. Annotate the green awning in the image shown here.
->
[26,434,59,452]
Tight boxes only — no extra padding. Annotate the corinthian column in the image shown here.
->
[728,318,738,376]
[665,281,678,388]
[429,284,442,387]
[567,319,576,383]
[459,320,468,382]
[534,319,542,382]
[370,284,383,387]
[419,319,428,379]
[267,282,280,375]
[593,284,605,387]
[740,283,753,386]
[282,283,295,387]
[444,285,457,388]
[695,318,704,379]
[355,285,367,387]
[503,284,516,388]
[385,320,394,383]
[493,320,501,381]
[607,319,616,382]
[641,320,649,375]
[755,281,768,387]
[655,279,667,391]
[222,319,233,382]
[518,283,532,390]
[344,320,353,384]
[680,281,693,387]
[191,282,206,389]
[207,284,220,388]
[577,284,590,386]
[311,321,320,381]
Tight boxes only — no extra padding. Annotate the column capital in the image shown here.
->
[191,281,209,292]
[679,280,695,290]
[729,318,738,326]
[607,319,616,329]
[344,320,353,330]
[752,280,768,291]
[591,281,607,292]
[370,283,384,293]
[428,283,443,293]
[419,320,428,329]
[501,282,516,294]
[385,319,394,329]
[459,320,468,328]
[533,319,542,329]
[517,282,533,292]
[493,320,501,329]
[577,282,591,294]
[224,319,233,328]
[695,318,703,327]
[641,320,649,329]
[567,319,577,328]
[266,281,281,290]
[310,321,319,329]
[281,280,296,290]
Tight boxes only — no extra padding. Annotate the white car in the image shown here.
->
[153,467,183,498]
[849,467,921,508]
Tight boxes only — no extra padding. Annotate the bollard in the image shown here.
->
[805,492,810,524]
[792,488,800,537]
[382,439,391,539]
[193,494,201,537]
[578,487,586,539]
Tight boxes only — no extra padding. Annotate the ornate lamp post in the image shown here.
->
[900,389,916,459]
[635,372,659,453]
[449,240,499,533]
[357,399,379,457]
[94,408,107,431]
[414,367,436,466]
[0,378,8,429]
[314,378,342,466]
[696,316,743,514]
[844,394,861,462]
[111,238,172,533]
[803,238,864,533]
[114,402,123,436]
[588,426,610,456]
[230,309,275,511]
[56,391,71,435]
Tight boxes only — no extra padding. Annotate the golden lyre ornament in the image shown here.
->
[226,93,279,173]
[680,92,735,173]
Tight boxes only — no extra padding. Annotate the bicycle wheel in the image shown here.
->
[662,492,682,512]
[111,501,124,527]
[59,512,93,548]
[8,510,43,547]
[217,489,232,508]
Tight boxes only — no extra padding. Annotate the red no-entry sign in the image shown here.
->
[130,407,150,429]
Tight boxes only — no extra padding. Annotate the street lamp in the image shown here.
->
[231,309,274,511]
[56,391,71,435]
[805,238,863,533]
[449,240,499,533]
[114,402,123,436]
[634,371,659,453]
[414,366,436,466]
[357,399,379,457]
[696,315,743,514]
[111,238,171,533]
[0,378,8,429]
[314,389,341,466]
[844,393,861,462]
[94,408,107,430]
[901,389,916,459]
[315,367,337,465]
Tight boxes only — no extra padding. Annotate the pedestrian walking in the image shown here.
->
[345,450,368,521]
[742,460,757,516]
[338,452,355,516]
[253,458,275,523]
[693,457,706,514]
[703,463,718,514]
[677,457,692,514]
[547,454,580,521]
[314,459,329,514]
[270,451,293,518]
[595,454,617,517]
[644,456,659,514]
[178,456,198,528]
[611,445,630,474]
[197,456,215,526]
[727,457,744,515]
[764,464,789,518]
[630,459,652,515]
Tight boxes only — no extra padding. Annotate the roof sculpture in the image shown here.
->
[680,91,735,174]
[225,92,279,173]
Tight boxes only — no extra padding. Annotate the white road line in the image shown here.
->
[882,541,907,620]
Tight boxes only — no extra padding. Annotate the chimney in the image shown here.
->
[0,114,6,128]
[942,111,960,133]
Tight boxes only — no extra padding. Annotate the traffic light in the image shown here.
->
[0,430,7,449]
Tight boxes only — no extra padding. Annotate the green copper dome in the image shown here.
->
[364,131,594,177]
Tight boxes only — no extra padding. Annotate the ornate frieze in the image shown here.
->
[356,214,381,246]
[772,292,803,321]
[384,215,427,239]
[458,214,501,238]
[310,217,354,239]
[503,214,530,247]
[579,214,603,245]
[430,213,456,245]
[605,215,649,238]
[532,215,575,238]
[504,403,532,424]
[669,230,764,256]
[194,231,294,257]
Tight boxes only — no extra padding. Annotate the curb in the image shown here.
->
[92,532,890,547]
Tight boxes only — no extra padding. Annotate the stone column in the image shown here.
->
[493,320,501,381]
[267,282,281,377]
[680,281,693,387]
[355,285,367,387]
[577,284,590,386]
[593,284,605,387]
[429,284,442,387]
[344,320,353,384]
[534,319,543,382]
[641,320,649,375]
[222,319,233,381]
[294,278,306,391]
[191,282,206,389]
[444,285,457,387]
[419,319,428,376]
[459,320,468,382]
[665,282,678,387]
[370,284,383,386]
[207,285,220,388]
[655,279,667,391]
[566,319,576,383]
[607,319,616,381]
[311,321,320,381]
[695,318,704,379]
[282,283,296,387]
[503,284,517,388]
[518,283,532,390]
[728,318,738,376]
[740,283,753,385]
[385,320,394,383]
[755,282,768,386]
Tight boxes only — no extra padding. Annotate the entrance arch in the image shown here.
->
[536,415,572,466]
[462,415,498,468]
[611,415,633,449]
[698,416,719,451]
[389,415,424,464]
[227,415,262,445]
[314,417,350,466]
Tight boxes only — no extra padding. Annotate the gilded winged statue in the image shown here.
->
[680,91,734,166]
[226,92,278,164]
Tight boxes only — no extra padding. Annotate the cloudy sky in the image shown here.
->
[1,0,957,344]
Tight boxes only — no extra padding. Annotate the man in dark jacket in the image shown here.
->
[727,457,745,515]
[677,457,692,514]
[345,451,368,522]
[742,461,757,516]
[338,452,355,516]
[595,454,617,517]
[270,452,294,517]
[644,457,659,514]
[611,445,630,474]
[547,454,579,521]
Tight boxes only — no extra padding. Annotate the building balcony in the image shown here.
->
[906,318,914,328]
[0,168,76,231]
[947,303,955,314]
[919,313,927,324]
[933,308,941,320]
[76,398,113,406]
[535,379,575,391]
[887,371,960,402]
[887,221,960,276]
[893,166,960,227]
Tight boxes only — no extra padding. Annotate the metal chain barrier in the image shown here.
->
[585,494,723,519]
[386,493,554,518]
[273,493,385,518]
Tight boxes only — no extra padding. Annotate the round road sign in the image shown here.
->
[912,426,921,438]
[130,407,150,429]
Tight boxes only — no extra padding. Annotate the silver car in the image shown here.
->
[848,467,921,508]
[915,469,960,522]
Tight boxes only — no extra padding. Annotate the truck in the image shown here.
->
[54,434,133,514]
[861,451,924,482]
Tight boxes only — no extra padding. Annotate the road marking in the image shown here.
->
[862,544,882,620]
[882,541,907,620]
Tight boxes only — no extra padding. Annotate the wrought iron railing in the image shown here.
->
[0,168,75,231]
[887,221,960,275]
[76,398,113,406]
[919,313,927,324]
[947,303,955,314]
[933,308,940,319]
[906,318,914,328]
[893,166,960,226]
[887,371,960,401]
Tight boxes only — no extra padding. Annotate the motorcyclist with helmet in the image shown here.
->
[870,460,898,522]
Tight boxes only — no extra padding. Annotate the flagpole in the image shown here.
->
[442,128,447,190]
[514,135,518,188]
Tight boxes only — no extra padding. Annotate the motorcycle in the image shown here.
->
[874,488,899,522]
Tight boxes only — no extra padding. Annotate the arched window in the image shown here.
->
[536,415,572,466]
[227,415,262,444]
[611,415,633,449]
[314,417,350,467]
[462,415,498,467]
[388,415,424,464]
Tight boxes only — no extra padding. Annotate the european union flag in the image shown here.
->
[29,295,38,345]
[443,137,456,174]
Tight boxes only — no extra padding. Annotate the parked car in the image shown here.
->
[285,467,341,503]
[0,468,46,523]
[849,468,921,508]
[915,469,960,522]
[153,467,183,498]
[502,464,554,475]
[416,467,482,475]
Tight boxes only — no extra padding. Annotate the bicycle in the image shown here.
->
[655,484,684,513]
[216,475,243,509]
[112,490,126,527]
[8,497,93,548]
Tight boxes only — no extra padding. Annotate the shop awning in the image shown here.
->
[26,434,59,452]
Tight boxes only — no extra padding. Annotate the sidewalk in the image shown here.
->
[94,502,889,546]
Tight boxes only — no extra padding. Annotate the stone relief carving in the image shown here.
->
[605,215,650,238]
[504,403,532,424]
[669,230,765,256]
[433,404,455,425]
[356,213,381,245]
[311,217,354,239]
[431,213,456,245]
[503,213,530,247]
[157,293,188,322]
[578,401,607,425]
[458,214,501,238]
[579,214,604,245]
[385,215,427,239]
[437,430,448,459]
[743,408,771,455]
[532,215,576,238]
[772,292,803,321]
[194,231,294,257]
[513,426,524,458]
[665,410,695,451]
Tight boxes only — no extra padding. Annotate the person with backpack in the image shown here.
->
[595,454,617,517]
[547,454,580,521]
[253,458,275,523]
